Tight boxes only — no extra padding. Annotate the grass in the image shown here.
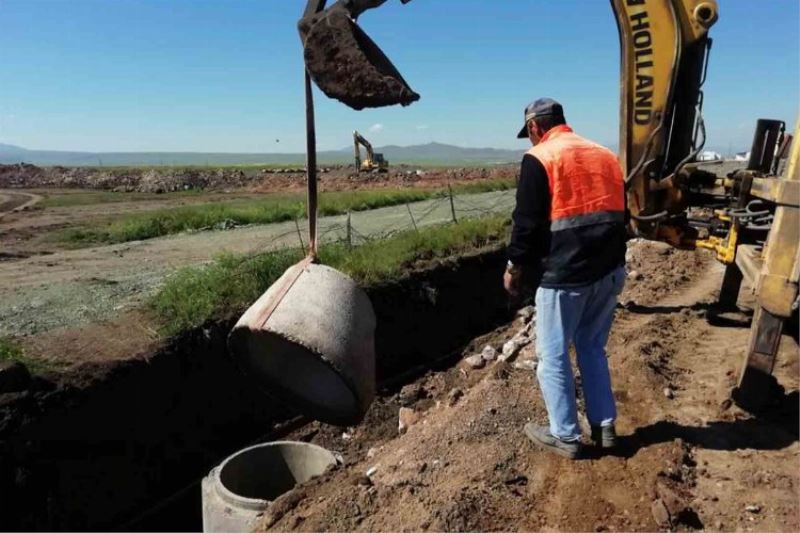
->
[39,190,204,208]
[151,216,510,336]
[56,179,515,246]
[0,337,52,375]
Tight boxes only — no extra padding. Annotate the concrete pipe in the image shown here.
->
[228,261,376,425]
[201,441,337,533]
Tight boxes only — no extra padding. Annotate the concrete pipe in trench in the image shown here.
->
[201,441,338,532]
[229,261,376,425]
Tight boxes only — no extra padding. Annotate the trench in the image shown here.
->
[0,247,510,531]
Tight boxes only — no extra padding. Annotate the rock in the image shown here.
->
[399,383,426,406]
[629,270,643,281]
[514,359,537,371]
[366,466,378,477]
[0,362,31,394]
[447,388,464,406]
[512,332,532,347]
[398,407,420,434]
[366,447,378,459]
[650,499,671,528]
[745,505,761,513]
[464,354,486,369]
[499,340,522,362]
[663,387,674,399]
[516,305,535,322]
[481,345,498,361]
[355,475,372,487]
[341,432,352,441]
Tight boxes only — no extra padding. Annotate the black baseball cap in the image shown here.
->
[516,98,565,139]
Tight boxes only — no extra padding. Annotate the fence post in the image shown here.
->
[405,202,418,232]
[447,183,458,223]
[346,212,353,249]
[294,217,306,254]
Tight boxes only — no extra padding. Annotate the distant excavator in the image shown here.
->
[353,130,388,173]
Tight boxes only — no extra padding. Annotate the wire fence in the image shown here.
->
[302,188,514,252]
[222,188,516,268]
[140,187,521,312]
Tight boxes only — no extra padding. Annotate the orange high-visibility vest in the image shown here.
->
[527,125,625,231]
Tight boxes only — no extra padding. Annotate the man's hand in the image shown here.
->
[504,263,522,296]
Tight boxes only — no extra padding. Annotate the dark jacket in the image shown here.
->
[508,147,627,289]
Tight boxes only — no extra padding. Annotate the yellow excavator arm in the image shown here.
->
[300,0,717,245]
[612,0,717,245]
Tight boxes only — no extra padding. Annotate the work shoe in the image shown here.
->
[590,424,617,449]
[523,423,581,459]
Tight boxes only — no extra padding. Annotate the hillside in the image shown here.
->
[0,142,524,167]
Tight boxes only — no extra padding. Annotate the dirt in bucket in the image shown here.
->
[299,6,420,110]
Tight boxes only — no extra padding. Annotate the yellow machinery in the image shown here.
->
[298,0,799,411]
[353,130,389,173]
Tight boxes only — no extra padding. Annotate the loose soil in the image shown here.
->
[257,244,799,533]
[0,238,796,531]
[0,162,515,194]
[299,6,420,110]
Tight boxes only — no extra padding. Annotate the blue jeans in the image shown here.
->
[534,266,625,441]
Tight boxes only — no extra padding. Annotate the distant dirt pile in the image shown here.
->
[0,163,292,193]
[0,163,518,193]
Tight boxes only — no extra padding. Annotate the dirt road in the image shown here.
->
[0,190,514,336]
[0,190,41,219]
[258,242,799,532]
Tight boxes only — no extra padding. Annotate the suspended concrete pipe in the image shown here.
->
[228,260,377,425]
[201,441,338,533]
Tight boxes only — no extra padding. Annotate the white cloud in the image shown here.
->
[369,123,384,133]
[416,124,429,130]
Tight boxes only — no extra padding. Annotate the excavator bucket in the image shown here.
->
[298,3,420,110]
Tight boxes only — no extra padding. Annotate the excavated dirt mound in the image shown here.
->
[255,242,799,533]
[0,163,517,193]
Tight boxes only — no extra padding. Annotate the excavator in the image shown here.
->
[353,130,389,172]
[298,0,799,411]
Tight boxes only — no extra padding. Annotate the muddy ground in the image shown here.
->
[255,242,799,533]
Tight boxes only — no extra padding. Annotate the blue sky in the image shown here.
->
[0,0,797,153]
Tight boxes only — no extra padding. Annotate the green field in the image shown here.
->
[39,189,205,208]
[56,179,514,246]
[151,215,510,336]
